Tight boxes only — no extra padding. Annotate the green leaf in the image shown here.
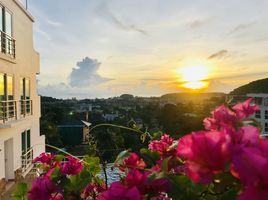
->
[167,174,204,200]
[54,154,65,162]
[83,156,101,175]
[114,150,130,165]
[139,148,160,166]
[50,166,61,182]
[161,157,171,172]
[64,168,93,195]
[11,182,28,200]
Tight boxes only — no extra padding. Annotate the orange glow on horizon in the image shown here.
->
[181,81,209,90]
[176,65,210,90]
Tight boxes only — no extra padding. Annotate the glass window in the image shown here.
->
[265,123,268,133]
[0,73,4,101]
[255,110,261,118]
[26,130,31,150]
[21,129,31,155]
[20,78,31,115]
[264,98,268,106]
[255,97,263,105]
[0,6,2,32]
[20,78,30,99]
[4,10,12,36]
[25,79,30,99]
[20,78,24,100]
[6,75,13,100]
[265,111,268,119]
[21,131,26,154]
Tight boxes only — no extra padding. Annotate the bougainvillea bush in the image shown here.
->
[14,98,268,200]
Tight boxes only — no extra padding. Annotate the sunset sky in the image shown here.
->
[25,0,268,98]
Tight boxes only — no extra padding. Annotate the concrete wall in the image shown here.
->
[0,0,45,180]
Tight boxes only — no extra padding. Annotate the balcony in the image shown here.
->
[20,99,33,117]
[0,31,15,59]
[0,100,17,123]
[21,147,33,176]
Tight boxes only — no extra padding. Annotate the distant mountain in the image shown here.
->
[160,92,225,103]
[230,78,268,95]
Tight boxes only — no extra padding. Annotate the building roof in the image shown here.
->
[13,0,34,22]
[247,93,268,98]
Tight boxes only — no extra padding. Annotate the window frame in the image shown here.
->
[21,129,31,155]
[255,110,261,119]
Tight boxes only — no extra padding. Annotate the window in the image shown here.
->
[0,73,14,121]
[265,123,268,133]
[264,98,268,106]
[5,10,12,36]
[255,97,263,105]
[255,110,261,118]
[0,5,14,57]
[265,110,268,120]
[20,78,31,115]
[21,129,31,155]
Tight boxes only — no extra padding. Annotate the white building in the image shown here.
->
[0,0,45,194]
[247,93,268,137]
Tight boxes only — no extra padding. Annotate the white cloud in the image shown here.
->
[69,57,113,87]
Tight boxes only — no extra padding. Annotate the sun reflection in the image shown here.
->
[181,81,208,89]
[177,65,210,90]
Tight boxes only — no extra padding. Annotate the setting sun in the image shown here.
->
[177,66,210,90]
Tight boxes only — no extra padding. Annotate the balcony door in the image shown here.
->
[21,129,31,156]
[0,73,14,121]
[0,6,13,55]
[20,78,30,115]
[4,138,14,181]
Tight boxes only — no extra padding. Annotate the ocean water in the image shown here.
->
[98,163,124,185]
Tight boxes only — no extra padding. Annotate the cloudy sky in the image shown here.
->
[24,0,268,98]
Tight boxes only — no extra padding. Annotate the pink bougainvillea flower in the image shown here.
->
[97,181,141,200]
[32,152,55,165]
[150,195,171,200]
[149,134,178,158]
[61,156,83,176]
[231,140,268,200]
[28,177,61,200]
[231,141,268,193]
[80,182,106,199]
[45,161,61,178]
[203,105,237,131]
[237,186,268,200]
[150,178,172,193]
[50,193,63,200]
[232,98,259,120]
[66,196,78,200]
[178,130,231,183]
[119,153,146,172]
[125,169,148,194]
[228,125,260,147]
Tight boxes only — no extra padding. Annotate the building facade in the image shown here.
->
[228,93,268,137]
[0,0,45,193]
[247,93,268,137]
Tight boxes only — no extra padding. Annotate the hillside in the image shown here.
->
[160,92,225,103]
[230,78,268,95]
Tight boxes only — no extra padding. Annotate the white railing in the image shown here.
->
[21,147,33,175]
[0,100,17,123]
[20,99,32,117]
[0,30,16,58]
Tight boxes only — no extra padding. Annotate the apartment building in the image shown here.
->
[0,0,45,194]
[247,93,268,137]
[228,93,268,137]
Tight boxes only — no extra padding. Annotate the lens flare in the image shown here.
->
[177,66,210,89]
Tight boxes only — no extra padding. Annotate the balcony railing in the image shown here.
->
[0,100,17,123]
[0,31,15,58]
[20,99,33,116]
[21,147,33,174]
